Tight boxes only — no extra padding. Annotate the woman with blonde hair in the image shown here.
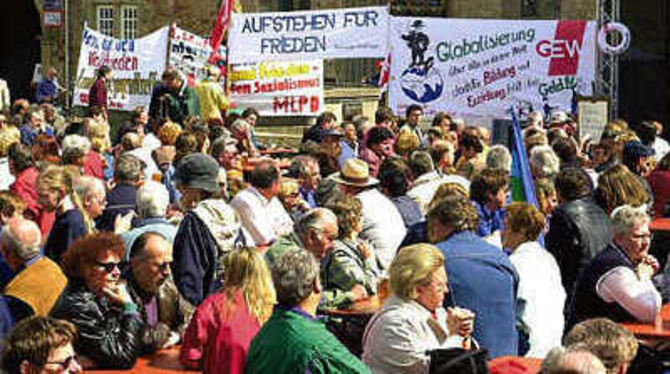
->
[362,244,475,373]
[86,119,114,180]
[594,164,649,215]
[38,165,88,264]
[180,248,276,374]
[535,177,558,217]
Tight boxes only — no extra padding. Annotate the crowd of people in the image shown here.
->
[0,63,668,374]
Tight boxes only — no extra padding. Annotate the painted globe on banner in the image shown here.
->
[400,66,444,103]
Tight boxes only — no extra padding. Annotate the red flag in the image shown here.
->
[208,0,234,64]
[378,52,391,98]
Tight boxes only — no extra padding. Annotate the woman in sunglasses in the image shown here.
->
[50,232,143,370]
[2,316,82,373]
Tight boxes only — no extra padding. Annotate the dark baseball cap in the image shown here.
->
[321,128,344,138]
[174,153,220,193]
[623,141,655,159]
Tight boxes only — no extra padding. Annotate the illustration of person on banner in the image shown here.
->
[401,20,433,72]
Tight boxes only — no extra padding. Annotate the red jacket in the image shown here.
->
[180,290,260,374]
[83,150,105,179]
[10,167,55,237]
[88,77,108,112]
[649,169,670,218]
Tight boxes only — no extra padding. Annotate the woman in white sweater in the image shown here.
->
[362,244,475,373]
[503,202,566,358]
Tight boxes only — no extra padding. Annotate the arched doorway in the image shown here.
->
[0,1,42,104]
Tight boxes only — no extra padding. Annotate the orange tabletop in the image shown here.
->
[650,218,670,232]
[488,356,542,373]
[86,347,198,374]
[322,295,383,317]
[621,304,670,339]
[260,148,298,156]
[242,158,292,173]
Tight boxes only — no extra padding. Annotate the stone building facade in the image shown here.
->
[37,0,598,92]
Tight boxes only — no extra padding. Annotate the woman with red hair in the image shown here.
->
[50,233,143,370]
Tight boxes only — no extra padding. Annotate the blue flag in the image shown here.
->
[510,109,539,207]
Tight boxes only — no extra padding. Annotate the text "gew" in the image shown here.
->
[536,40,582,59]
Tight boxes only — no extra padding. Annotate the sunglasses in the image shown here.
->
[94,261,122,273]
[45,354,80,372]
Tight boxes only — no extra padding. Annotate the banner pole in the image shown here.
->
[64,0,70,109]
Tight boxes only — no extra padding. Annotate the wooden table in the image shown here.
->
[242,158,292,173]
[650,218,670,232]
[321,295,383,317]
[320,295,383,357]
[488,356,542,373]
[621,304,670,339]
[87,347,198,373]
[260,148,298,157]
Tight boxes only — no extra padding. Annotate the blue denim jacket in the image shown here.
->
[437,230,519,358]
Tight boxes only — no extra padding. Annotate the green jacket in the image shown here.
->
[246,307,370,374]
[265,234,355,309]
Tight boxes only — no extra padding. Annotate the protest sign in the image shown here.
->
[228,6,388,63]
[229,60,324,116]
[578,97,609,141]
[74,25,169,111]
[169,25,227,88]
[388,18,597,120]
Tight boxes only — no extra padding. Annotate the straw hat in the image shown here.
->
[330,158,379,187]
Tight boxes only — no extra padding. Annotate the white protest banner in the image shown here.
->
[169,25,227,88]
[228,6,388,63]
[388,18,597,120]
[74,25,169,111]
[229,60,324,116]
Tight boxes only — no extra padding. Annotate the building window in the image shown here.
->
[521,0,538,18]
[121,6,138,39]
[97,6,114,37]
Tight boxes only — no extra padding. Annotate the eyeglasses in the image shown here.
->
[45,354,80,373]
[94,261,122,273]
[152,261,172,273]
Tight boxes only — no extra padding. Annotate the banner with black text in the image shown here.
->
[388,18,596,119]
[228,6,388,63]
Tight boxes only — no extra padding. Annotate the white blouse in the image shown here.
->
[509,241,566,358]
[362,296,463,374]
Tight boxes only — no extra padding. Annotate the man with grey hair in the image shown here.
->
[266,207,368,308]
[407,150,470,215]
[61,134,91,166]
[568,205,661,328]
[97,153,143,232]
[290,155,320,208]
[2,218,67,322]
[246,250,369,374]
[530,145,561,180]
[486,144,512,173]
[541,346,606,374]
[120,181,177,259]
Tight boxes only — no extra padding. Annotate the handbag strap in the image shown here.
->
[432,349,487,374]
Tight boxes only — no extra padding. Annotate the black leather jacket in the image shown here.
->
[546,198,612,303]
[50,280,143,369]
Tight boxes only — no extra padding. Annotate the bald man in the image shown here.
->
[541,347,606,374]
[1,218,67,322]
[126,232,193,353]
